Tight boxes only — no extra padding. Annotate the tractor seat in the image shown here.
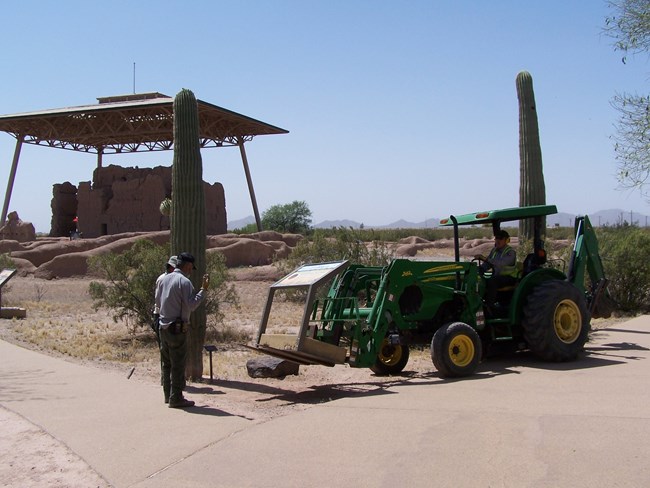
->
[497,262,523,292]
[497,284,517,292]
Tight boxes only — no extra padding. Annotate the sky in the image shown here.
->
[1,0,649,233]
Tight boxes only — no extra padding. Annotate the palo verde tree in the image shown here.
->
[604,0,650,200]
[171,88,207,381]
[88,240,237,339]
[262,200,312,234]
[516,71,547,240]
[89,240,168,329]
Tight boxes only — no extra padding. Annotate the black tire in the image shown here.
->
[431,322,482,378]
[370,337,410,375]
[522,280,590,362]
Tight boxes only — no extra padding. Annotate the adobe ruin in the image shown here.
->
[50,164,226,238]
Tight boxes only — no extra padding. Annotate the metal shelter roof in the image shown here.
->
[0,92,289,230]
[0,92,288,154]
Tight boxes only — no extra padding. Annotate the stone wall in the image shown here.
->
[0,211,36,242]
[50,164,227,238]
[50,182,78,237]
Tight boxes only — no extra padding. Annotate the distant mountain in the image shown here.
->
[314,219,363,229]
[591,209,649,227]
[229,209,649,231]
[227,215,256,230]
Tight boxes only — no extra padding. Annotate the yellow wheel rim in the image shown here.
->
[448,334,475,367]
[378,338,402,366]
[554,299,582,344]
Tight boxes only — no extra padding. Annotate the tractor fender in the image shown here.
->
[509,267,567,324]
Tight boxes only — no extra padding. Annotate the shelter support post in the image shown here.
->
[1,135,24,225]
[238,138,263,232]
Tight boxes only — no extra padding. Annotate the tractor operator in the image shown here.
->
[475,229,517,312]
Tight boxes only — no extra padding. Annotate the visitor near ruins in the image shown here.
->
[155,252,210,408]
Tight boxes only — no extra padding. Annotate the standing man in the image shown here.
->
[152,255,178,343]
[155,252,209,408]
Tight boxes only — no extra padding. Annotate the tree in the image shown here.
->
[605,0,650,199]
[88,240,172,329]
[262,200,312,234]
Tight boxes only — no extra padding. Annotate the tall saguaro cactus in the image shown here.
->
[171,88,206,381]
[516,71,546,239]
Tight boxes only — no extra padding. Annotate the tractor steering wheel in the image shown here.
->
[472,256,494,278]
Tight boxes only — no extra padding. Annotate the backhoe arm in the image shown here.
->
[567,215,612,318]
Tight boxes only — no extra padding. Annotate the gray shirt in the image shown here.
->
[154,268,205,328]
[153,272,168,314]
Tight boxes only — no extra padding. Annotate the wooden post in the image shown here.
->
[1,135,24,226]
[238,138,263,231]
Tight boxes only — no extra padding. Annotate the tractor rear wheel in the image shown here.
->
[522,280,590,361]
[431,322,482,378]
[370,337,410,375]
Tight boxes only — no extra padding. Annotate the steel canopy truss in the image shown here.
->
[0,92,288,229]
[0,94,286,154]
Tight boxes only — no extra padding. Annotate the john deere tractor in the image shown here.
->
[249,205,612,378]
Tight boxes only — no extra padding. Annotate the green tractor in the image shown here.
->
[249,205,612,378]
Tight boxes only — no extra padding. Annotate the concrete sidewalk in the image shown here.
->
[0,340,252,487]
[2,316,650,487]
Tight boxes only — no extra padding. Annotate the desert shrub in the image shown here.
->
[88,240,166,330]
[88,240,238,332]
[276,228,392,302]
[598,224,650,313]
[280,227,392,273]
[0,253,14,269]
[231,223,258,234]
[204,251,239,333]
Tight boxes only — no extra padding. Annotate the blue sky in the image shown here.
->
[1,0,648,232]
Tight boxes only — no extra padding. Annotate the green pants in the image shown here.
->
[160,327,187,403]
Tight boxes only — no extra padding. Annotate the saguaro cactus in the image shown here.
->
[171,88,206,381]
[516,71,546,239]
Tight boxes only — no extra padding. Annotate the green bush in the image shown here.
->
[598,225,650,313]
[280,227,393,273]
[262,200,312,234]
[88,240,237,331]
[0,253,15,269]
[231,223,258,234]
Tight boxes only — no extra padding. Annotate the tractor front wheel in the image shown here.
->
[522,280,590,361]
[370,337,410,375]
[431,322,482,378]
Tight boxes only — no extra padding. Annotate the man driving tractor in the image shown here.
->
[475,229,518,312]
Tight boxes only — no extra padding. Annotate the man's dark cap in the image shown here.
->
[177,252,197,269]
[494,230,510,239]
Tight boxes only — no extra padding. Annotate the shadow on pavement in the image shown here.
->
[175,404,237,418]
[600,327,650,335]
[192,378,310,397]
[182,336,648,410]
[485,350,629,372]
